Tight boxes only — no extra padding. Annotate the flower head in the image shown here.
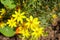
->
[22,29,30,37]
[16,26,30,37]
[25,16,40,29]
[31,27,44,37]
[12,9,26,23]
[0,22,6,28]
[52,14,57,19]
[16,22,27,34]
[0,15,3,19]
[0,8,6,15]
[7,18,17,28]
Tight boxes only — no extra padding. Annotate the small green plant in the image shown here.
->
[0,0,60,40]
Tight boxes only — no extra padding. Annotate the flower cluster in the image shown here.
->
[0,8,58,40]
[0,8,47,40]
[6,9,45,39]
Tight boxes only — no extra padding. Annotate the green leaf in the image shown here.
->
[1,0,16,9]
[0,26,15,37]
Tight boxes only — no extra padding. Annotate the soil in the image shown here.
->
[0,34,21,40]
[0,19,60,40]
[39,18,60,40]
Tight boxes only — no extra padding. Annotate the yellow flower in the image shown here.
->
[12,9,26,23]
[31,27,44,37]
[7,18,17,28]
[52,14,57,19]
[16,22,30,37]
[16,26,30,37]
[0,22,6,28]
[25,16,40,29]
[22,29,30,37]
[0,15,3,19]
[16,26,24,34]
[0,8,6,15]
[16,22,27,34]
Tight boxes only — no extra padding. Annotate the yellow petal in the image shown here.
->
[21,12,25,15]
[26,18,29,21]
[15,11,18,14]
[30,16,33,21]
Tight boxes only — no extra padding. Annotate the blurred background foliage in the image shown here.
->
[0,0,60,27]
[19,0,60,27]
